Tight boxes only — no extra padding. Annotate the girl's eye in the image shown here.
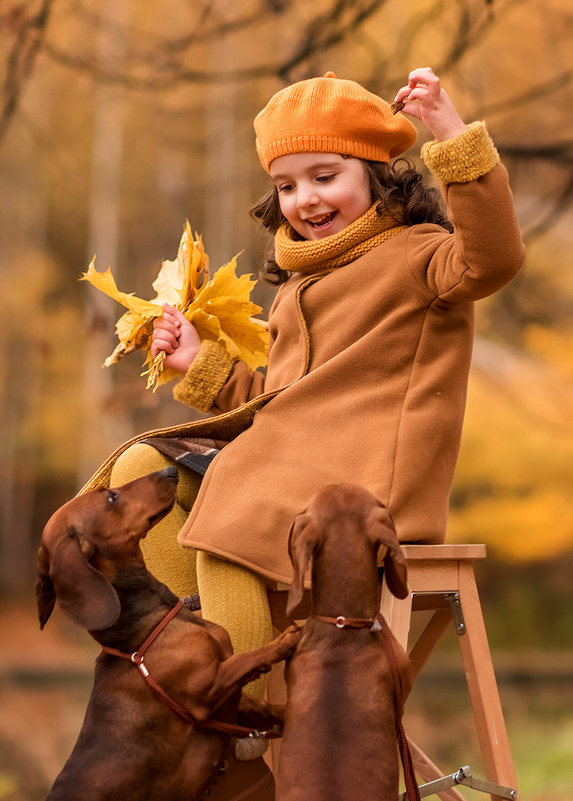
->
[277,183,295,194]
[316,173,335,183]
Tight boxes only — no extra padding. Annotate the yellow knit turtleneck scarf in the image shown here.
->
[274,203,408,274]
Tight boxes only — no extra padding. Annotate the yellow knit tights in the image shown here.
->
[110,443,272,697]
[196,551,273,697]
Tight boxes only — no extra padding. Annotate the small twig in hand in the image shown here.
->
[390,100,406,114]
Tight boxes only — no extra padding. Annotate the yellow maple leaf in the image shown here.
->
[80,222,268,390]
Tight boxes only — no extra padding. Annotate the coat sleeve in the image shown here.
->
[172,339,266,414]
[410,121,526,302]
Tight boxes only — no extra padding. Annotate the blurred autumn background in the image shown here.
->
[1,0,572,799]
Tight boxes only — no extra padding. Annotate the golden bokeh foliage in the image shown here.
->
[449,330,573,560]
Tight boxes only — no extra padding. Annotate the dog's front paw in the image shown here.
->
[238,694,285,728]
[277,624,301,656]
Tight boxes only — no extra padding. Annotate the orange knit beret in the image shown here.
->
[254,71,417,173]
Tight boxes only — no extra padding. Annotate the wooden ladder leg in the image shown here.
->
[383,590,463,800]
[457,563,518,800]
[380,581,413,651]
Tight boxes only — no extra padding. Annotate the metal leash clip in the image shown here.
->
[130,652,150,678]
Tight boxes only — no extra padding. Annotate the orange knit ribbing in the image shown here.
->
[274,204,407,273]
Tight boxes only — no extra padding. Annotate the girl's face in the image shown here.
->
[269,153,372,240]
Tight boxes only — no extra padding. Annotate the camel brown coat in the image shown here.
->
[175,161,525,583]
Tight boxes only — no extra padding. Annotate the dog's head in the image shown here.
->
[286,483,408,617]
[36,467,178,631]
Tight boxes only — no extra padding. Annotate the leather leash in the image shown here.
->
[100,600,279,741]
[99,599,420,795]
[312,611,421,801]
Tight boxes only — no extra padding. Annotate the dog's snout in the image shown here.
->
[159,466,178,482]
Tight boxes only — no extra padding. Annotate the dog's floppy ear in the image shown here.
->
[286,512,323,617]
[367,505,409,599]
[36,544,57,629]
[39,527,121,631]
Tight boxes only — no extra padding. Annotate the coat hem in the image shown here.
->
[178,539,295,587]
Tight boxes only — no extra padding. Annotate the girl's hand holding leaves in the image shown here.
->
[81,222,269,391]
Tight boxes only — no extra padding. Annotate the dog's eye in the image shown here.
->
[106,490,119,506]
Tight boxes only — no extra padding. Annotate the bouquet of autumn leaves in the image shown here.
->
[81,222,269,391]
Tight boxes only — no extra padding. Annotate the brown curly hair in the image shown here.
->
[250,158,452,285]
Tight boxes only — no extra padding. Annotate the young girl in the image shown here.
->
[102,66,524,795]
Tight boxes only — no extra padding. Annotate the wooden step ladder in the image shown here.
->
[381,544,518,801]
[267,543,518,801]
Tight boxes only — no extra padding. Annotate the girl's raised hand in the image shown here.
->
[394,67,467,142]
[152,304,201,374]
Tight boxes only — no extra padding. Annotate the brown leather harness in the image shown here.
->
[101,601,420,799]
[100,600,279,741]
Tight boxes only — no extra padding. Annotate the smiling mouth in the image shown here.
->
[307,212,336,228]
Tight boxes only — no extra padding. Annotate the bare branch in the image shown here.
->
[472,68,573,120]
[0,0,55,143]
[163,1,289,54]
[520,174,573,242]
[500,141,573,167]
[42,38,277,87]
[276,0,388,81]
[434,0,527,76]
[40,0,388,89]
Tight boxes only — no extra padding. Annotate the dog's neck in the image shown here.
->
[90,571,180,652]
[311,557,380,619]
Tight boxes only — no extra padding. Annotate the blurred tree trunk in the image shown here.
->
[203,32,238,269]
[0,84,49,590]
[77,0,132,486]
[1,323,41,591]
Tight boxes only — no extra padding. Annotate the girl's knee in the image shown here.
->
[196,552,272,641]
[111,443,170,485]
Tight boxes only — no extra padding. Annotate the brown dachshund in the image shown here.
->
[36,467,299,801]
[275,483,413,801]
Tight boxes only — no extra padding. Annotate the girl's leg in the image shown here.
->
[110,443,201,597]
[196,550,273,699]
[197,552,274,764]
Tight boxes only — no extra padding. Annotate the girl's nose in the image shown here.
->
[296,184,319,210]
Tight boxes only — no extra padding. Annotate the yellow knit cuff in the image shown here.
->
[421,121,500,184]
[173,339,236,412]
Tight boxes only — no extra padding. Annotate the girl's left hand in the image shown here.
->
[394,67,467,142]
[152,304,201,373]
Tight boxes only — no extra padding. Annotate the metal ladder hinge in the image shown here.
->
[398,765,517,800]
[445,591,466,635]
